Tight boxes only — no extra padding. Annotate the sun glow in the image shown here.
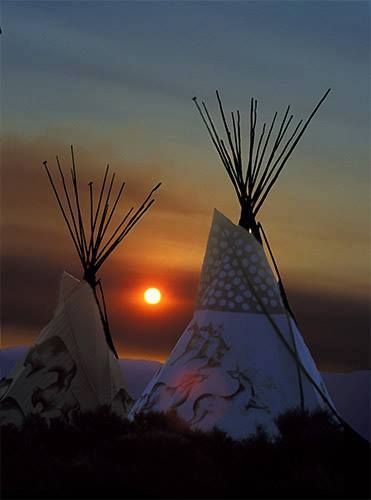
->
[144,287,162,305]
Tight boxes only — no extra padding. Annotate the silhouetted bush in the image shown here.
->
[1,409,369,499]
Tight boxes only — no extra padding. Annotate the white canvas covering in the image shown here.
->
[0,272,132,426]
[130,210,335,439]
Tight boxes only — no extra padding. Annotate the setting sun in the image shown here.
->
[144,287,162,305]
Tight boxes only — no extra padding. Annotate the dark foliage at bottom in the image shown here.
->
[1,408,370,499]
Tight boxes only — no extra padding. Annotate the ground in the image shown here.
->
[1,408,370,499]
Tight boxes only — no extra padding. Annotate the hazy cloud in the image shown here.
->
[1,250,369,371]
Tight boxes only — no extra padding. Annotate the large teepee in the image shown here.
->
[0,148,160,425]
[130,91,338,439]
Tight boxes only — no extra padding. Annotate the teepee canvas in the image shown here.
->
[0,272,131,426]
[0,148,160,426]
[130,90,337,438]
[130,211,335,438]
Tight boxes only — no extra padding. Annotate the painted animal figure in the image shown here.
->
[171,322,230,370]
[170,322,204,366]
[139,372,208,413]
[189,365,269,426]
[198,324,230,368]
[24,336,74,378]
[47,363,77,391]
[228,367,269,415]
[0,397,26,426]
[31,385,80,422]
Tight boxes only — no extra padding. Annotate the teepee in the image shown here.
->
[130,90,338,439]
[0,148,160,426]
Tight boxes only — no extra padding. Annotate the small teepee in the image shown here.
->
[130,91,338,439]
[0,148,160,426]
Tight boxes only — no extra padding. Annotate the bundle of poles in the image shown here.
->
[43,146,161,357]
[193,89,331,243]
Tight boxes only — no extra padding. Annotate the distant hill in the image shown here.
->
[321,370,370,443]
[0,346,28,377]
[0,346,369,441]
[119,358,162,398]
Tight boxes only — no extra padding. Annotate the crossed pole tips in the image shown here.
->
[42,146,161,358]
[193,89,331,242]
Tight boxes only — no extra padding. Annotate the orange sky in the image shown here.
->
[1,134,369,371]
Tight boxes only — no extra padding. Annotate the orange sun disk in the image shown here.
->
[144,287,162,305]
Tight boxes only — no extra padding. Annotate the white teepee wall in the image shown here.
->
[0,272,132,426]
[130,210,335,439]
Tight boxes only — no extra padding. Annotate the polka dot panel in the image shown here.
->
[196,221,285,314]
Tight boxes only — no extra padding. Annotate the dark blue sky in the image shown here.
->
[3,1,369,139]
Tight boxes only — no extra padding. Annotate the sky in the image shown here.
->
[0,0,369,371]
